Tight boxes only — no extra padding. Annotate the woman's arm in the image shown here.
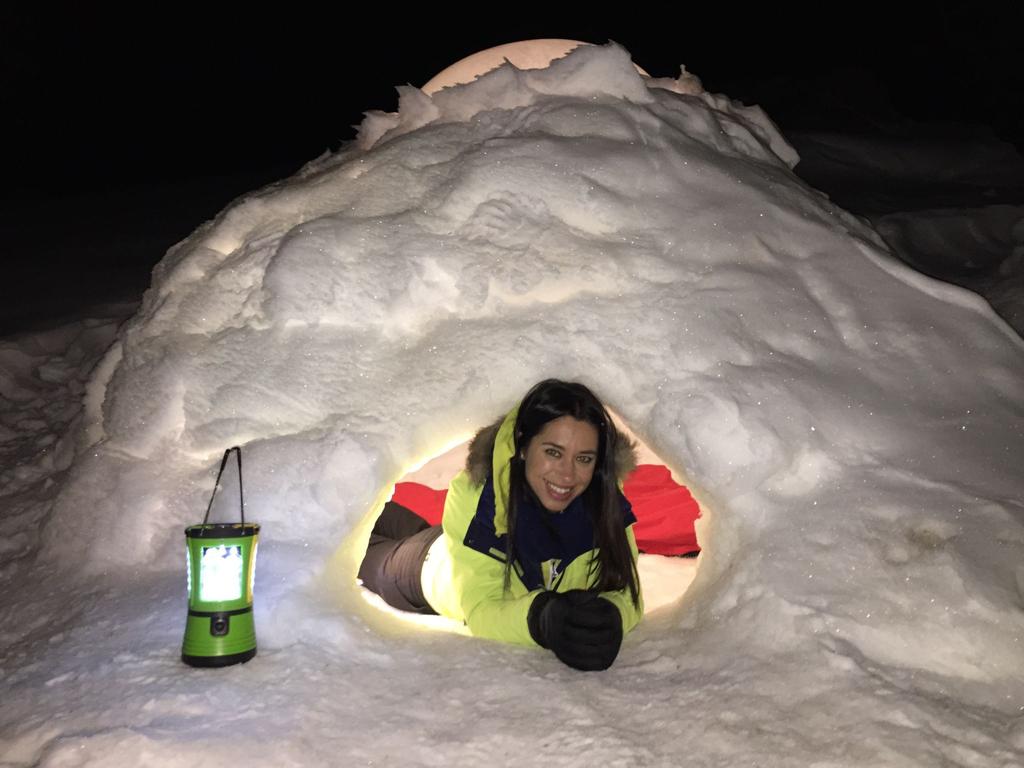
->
[441,471,543,646]
[440,473,643,646]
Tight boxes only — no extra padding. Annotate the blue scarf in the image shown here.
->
[462,475,635,591]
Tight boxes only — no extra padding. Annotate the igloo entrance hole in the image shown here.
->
[354,416,703,629]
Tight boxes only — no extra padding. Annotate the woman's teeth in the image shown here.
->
[546,482,571,497]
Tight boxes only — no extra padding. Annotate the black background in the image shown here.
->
[3,5,1022,332]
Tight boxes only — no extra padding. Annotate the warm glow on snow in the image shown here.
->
[421,38,650,94]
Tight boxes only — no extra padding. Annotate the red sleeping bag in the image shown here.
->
[392,464,700,556]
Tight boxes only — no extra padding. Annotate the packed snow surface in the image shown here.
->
[2,43,1023,767]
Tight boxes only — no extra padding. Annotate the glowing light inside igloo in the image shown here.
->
[355,416,704,629]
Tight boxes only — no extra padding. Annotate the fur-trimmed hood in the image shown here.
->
[465,413,638,486]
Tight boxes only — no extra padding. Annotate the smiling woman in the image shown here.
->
[357,379,649,671]
[372,412,702,618]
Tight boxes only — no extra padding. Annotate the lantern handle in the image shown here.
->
[202,446,246,526]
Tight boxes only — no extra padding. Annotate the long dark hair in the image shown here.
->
[504,379,640,606]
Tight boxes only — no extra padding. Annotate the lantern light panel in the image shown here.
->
[199,545,244,602]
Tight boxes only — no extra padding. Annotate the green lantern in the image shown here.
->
[182,446,260,667]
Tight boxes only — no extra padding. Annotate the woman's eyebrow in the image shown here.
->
[542,442,596,454]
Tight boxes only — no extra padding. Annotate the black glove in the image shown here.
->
[528,589,623,671]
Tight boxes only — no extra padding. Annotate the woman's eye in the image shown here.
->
[576,455,593,465]
[545,448,561,458]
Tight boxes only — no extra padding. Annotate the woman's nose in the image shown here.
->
[556,457,576,481]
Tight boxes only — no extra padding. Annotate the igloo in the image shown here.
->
[10,41,1024,765]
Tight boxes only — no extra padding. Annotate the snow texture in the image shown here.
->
[2,42,1023,767]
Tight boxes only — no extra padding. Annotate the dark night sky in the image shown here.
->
[2,5,1022,332]
[6,5,1022,190]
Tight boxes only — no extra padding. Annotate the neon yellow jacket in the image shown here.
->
[421,409,643,645]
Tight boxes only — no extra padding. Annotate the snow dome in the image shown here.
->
[4,41,1024,766]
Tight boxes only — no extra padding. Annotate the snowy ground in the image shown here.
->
[2,43,1024,767]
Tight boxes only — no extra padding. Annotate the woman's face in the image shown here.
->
[523,415,599,512]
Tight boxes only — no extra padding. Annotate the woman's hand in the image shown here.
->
[528,589,623,671]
